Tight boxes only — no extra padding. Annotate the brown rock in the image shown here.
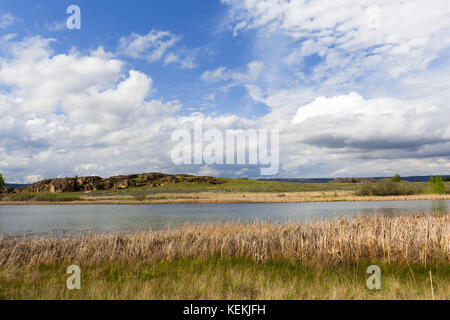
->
[1,186,14,194]
[76,176,103,191]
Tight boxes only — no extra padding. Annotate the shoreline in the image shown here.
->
[1,192,449,205]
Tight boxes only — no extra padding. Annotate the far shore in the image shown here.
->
[1,191,449,205]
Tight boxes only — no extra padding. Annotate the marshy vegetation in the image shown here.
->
[355,181,423,196]
[1,213,447,266]
[355,176,448,197]
[0,212,448,299]
[1,192,81,202]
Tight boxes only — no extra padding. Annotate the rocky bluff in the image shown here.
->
[6,173,224,194]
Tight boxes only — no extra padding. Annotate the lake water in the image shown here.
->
[0,200,448,236]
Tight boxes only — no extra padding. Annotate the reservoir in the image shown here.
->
[0,200,448,236]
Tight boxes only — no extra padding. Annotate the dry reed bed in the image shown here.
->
[3,191,450,205]
[0,213,448,267]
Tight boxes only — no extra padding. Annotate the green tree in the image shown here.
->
[428,176,434,188]
[0,174,4,189]
[425,175,446,194]
[425,176,434,194]
[436,176,445,194]
[391,174,401,182]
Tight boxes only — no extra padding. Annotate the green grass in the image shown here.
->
[1,179,448,202]
[356,180,450,196]
[83,179,450,200]
[83,178,356,198]
[86,179,450,197]
[355,181,425,196]
[3,192,81,202]
[0,258,447,299]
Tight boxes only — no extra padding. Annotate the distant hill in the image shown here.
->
[397,176,450,182]
[5,183,31,189]
[260,176,450,183]
[259,178,334,183]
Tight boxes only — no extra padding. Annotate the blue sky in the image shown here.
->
[0,0,263,117]
[1,1,450,182]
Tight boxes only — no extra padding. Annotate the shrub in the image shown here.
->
[423,176,446,194]
[9,193,35,201]
[8,192,80,202]
[133,193,148,201]
[391,174,401,182]
[35,193,81,202]
[355,180,422,196]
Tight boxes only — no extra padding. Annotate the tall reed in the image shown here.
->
[0,213,448,267]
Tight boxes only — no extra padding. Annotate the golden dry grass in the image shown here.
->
[1,190,449,205]
[1,213,448,267]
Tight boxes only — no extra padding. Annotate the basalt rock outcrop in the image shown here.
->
[1,186,14,194]
[14,173,224,194]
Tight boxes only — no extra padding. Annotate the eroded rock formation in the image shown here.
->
[13,173,224,194]
[1,186,14,194]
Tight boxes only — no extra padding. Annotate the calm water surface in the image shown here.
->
[0,200,448,236]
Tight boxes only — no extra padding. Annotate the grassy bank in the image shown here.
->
[1,192,449,205]
[0,192,81,202]
[355,181,423,196]
[1,179,448,204]
[0,213,448,299]
[2,190,450,205]
[0,259,447,299]
[83,178,449,197]
[77,178,357,200]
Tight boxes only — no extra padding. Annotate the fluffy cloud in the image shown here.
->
[117,29,199,69]
[0,36,184,182]
[1,2,450,182]
[164,52,197,69]
[0,36,274,182]
[292,92,450,151]
[249,90,450,178]
[214,0,450,177]
[118,29,181,62]
[45,21,66,32]
[222,0,450,88]
[201,61,264,82]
